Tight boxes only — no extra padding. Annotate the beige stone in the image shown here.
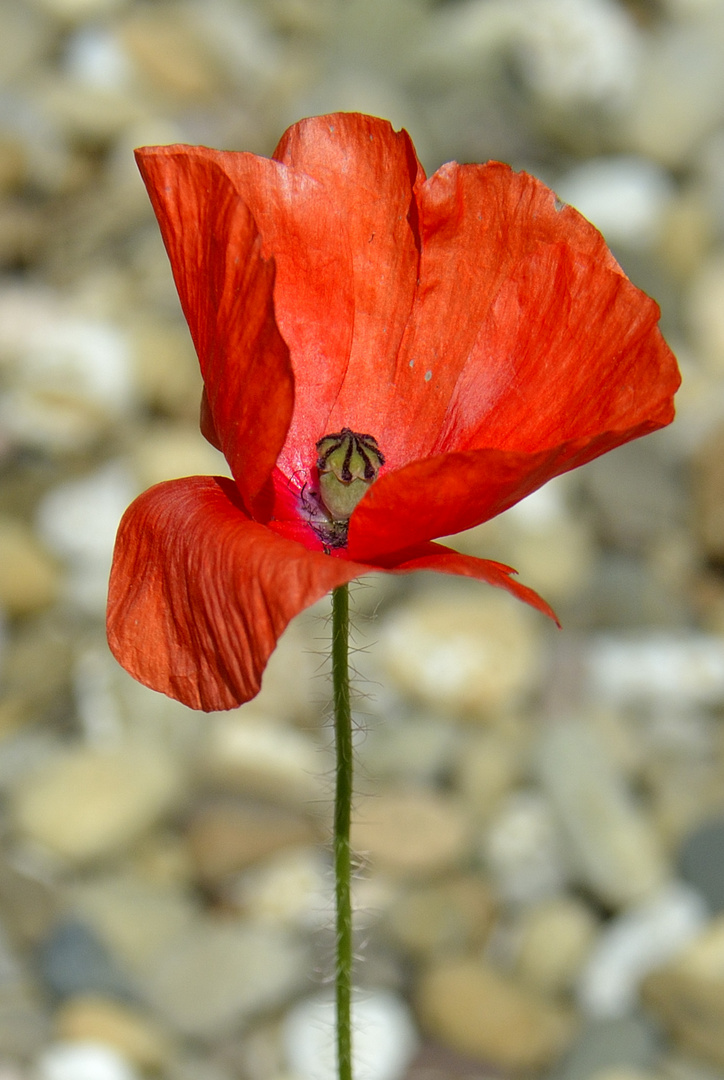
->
[55,996,171,1070]
[377,589,541,719]
[387,875,497,957]
[694,423,724,563]
[515,897,599,996]
[11,744,183,862]
[416,958,576,1072]
[186,800,316,883]
[0,517,59,615]
[132,422,229,490]
[351,790,469,879]
[642,916,724,1068]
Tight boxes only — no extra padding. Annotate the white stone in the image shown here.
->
[63,25,134,91]
[34,1041,139,1080]
[376,589,541,718]
[200,710,327,809]
[283,990,419,1080]
[35,460,137,614]
[483,790,569,905]
[230,847,332,929]
[556,157,675,248]
[0,287,134,452]
[588,634,724,708]
[513,0,640,109]
[577,881,709,1018]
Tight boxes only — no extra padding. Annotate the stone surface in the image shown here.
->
[34,1041,140,1080]
[198,710,327,809]
[10,744,183,862]
[0,517,59,616]
[678,815,724,911]
[283,990,418,1080]
[642,915,724,1066]
[54,995,171,1070]
[385,875,497,958]
[577,882,708,1018]
[185,798,316,884]
[35,919,135,1001]
[536,720,668,907]
[351,789,469,879]
[516,896,599,997]
[376,589,541,719]
[550,1016,663,1080]
[141,920,310,1038]
[415,957,576,1072]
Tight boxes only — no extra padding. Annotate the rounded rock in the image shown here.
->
[351,790,469,879]
[415,958,576,1072]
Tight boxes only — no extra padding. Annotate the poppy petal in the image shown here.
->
[138,118,424,479]
[376,540,559,625]
[357,162,678,468]
[106,475,369,711]
[134,149,293,505]
[348,430,660,561]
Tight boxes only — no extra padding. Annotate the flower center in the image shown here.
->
[315,427,385,523]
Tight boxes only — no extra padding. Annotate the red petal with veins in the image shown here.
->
[107,476,368,711]
[135,150,293,506]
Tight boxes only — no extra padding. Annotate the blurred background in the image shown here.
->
[1,0,724,1079]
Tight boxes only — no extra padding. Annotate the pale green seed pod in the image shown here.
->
[316,428,385,522]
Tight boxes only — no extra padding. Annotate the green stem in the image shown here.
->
[331,583,353,1080]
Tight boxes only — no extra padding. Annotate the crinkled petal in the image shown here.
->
[348,431,659,561]
[356,162,679,468]
[138,117,424,479]
[135,149,293,505]
[106,476,369,711]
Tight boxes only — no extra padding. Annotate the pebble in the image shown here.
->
[0,517,59,616]
[550,1016,663,1080]
[677,814,724,911]
[587,634,724,708]
[35,461,139,614]
[376,590,541,719]
[515,897,599,997]
[33,1041,140,1080]
[199,710,327,810]
[35,919,135,1001]
[555,156,675,249]
[536,720,668,907]
[228,846,331,928]
[513,0,641,110]
[141,921,310,1038]
[350,789,469,879]
[0,289,134,453]
[415,957,576,1072]
[69,874,196,977]
[283,990,419,1080]
[482,789,569,905]
[10,743,183,863]
[641,915,724,1066]
[385,875,498,958]
[454,728,523,823]
[54,995,171,1070]
[131,422,229,490]
[185,798,316,885]
[693,423,724,562]
[576,882,709,1018]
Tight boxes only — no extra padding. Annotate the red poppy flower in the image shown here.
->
[107,113,680,711]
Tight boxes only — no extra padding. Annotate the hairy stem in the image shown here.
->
[331,583,353,1080]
